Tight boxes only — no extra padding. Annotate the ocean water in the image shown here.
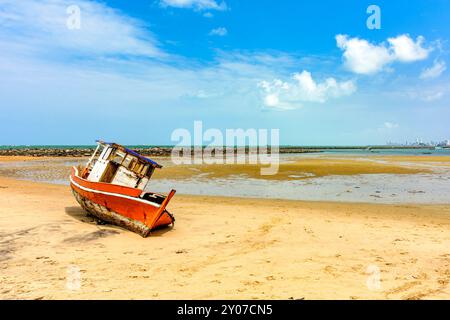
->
[1,145,450,156]
[318,148,450,156]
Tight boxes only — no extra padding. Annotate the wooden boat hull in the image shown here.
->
[70,167,175,237]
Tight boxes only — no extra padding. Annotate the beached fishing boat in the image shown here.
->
[70,140,175,237]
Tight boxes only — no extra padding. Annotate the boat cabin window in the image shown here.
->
[132,162,140,173]
[140,164,149,176]
[93,145,157,179]
[128,158,137,170]
[127,162,147,176]
[122,154,135,169]
[111,150,126,164]
[101,147,113,160]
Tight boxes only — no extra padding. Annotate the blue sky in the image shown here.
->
[0,0,449,145]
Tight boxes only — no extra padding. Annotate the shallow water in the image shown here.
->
[146,173,450,204]
[1,155,449,204]
[0,158,86,185]
[319,148,450,156]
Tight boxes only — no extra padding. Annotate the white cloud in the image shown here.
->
[258,71,356,110]
[336,34,392,75]
[336,34,432,75]
[384,122,399,129]
[0,0,164,58]
[404,87,445,102]
[160,0,227,11]
[209,27,227,36]
[2,1,323,120]
[388,35,429,62]
[420,60,446,79]
[423,91,444,101]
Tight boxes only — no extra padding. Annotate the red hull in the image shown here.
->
[70,167,175,237]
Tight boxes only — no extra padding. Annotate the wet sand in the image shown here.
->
[2,155,448,204]
[0,155,447,181]
[1,175,450,299]
[153,156,433,180]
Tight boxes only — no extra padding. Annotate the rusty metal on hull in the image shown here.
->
[72,189,152,237]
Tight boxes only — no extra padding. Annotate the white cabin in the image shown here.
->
[85,140,161,190]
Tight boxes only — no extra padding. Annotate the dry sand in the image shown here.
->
[1,176,450,299]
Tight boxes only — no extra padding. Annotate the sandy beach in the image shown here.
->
[3,0,450,303]
[1,155,450,299]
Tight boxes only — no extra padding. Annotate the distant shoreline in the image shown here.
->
[0,145,447,158]
[0,146,317,157]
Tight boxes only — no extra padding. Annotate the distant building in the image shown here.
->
[436,140,450,147]
[386,139,449,147]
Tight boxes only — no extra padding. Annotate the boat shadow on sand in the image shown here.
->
[64,206,173,239]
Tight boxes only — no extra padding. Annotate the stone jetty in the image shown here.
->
[0,146,322,158]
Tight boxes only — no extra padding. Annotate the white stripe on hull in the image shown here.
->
[70,174,161,208]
